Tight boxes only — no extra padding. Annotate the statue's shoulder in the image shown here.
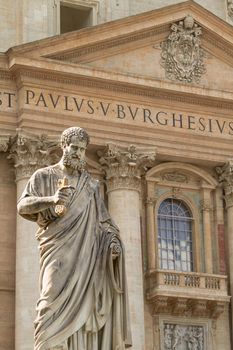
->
[84,171,100,192]
[31,164,60,181]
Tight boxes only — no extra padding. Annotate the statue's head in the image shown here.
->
[60,127,90,171]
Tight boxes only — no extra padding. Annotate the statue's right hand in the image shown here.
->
[53,187,72,206]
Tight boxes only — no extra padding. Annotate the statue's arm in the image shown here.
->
[17,188,71,215]
[17,195,56,215]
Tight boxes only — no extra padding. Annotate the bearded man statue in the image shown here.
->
[17,127,132,350]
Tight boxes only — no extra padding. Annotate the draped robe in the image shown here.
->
[19,164,132,350]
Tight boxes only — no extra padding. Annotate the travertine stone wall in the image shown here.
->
[0,154,16,350]
[0,0,230,52]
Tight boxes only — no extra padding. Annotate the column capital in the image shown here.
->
[8,130,60,182]
[216,160,233,208]
[98,143,156,192]
[0,134,11,152]
[200,199,212,212]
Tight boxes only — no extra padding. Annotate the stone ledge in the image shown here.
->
[146,269,230,318]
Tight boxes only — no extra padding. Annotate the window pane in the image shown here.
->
[157,198,193,272]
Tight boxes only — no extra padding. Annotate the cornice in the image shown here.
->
[6,1,233,60]
[47,24,169,62]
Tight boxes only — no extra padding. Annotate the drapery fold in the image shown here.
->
[19,165,131,350]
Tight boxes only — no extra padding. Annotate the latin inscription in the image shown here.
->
[1,89,233,137]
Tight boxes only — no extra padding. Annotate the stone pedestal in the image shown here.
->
[8,131,59,350]
[99,143,156,350]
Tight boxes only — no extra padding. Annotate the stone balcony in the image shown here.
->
[145,269,230,318]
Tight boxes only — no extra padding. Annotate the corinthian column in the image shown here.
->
[98,144,156,350]
[216,160,233,331]
[8,130,59,350]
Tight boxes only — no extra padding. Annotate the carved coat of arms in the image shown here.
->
[161,15,206,83]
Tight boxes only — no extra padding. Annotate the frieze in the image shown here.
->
[161,15,206,83]
[17,70,233,110]
[8,87,233,138]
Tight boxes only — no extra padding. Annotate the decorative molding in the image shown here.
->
[7,130,60,182]
[171,298,188,315]
[153,296,169,314]
[146,270,229,319]
[146,196,158,205]
[200,199,212,212]
[189,300,207,317]
[161,15,206,83]
[171,187,182,198]
[98,143,156,192]
[0,70,14,81]
[216,160,233,208]
[162,171,188,183]
[228,0,233,20]
[47,24,169,62]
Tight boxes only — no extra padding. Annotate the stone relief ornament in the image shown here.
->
[162,172,188,183]
[0,135,10,152]
[160,15,206,83]
[98,143,156,192]
[8,130,60,181]
[216,160,233,208]
[164,324,204,350]
[228,0,233,19]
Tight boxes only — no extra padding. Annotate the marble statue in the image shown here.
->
[17,127,132,350]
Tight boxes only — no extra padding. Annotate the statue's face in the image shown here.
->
[62,136,87,170]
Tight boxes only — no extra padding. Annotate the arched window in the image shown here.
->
[157,198,193,272]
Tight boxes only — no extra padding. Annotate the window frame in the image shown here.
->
[54,0,99,35]
[154,192,201,273]
[157,197,194,272]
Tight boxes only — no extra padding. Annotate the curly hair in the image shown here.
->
[61,127,90,147]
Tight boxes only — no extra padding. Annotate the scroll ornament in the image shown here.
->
[161,15,206,83]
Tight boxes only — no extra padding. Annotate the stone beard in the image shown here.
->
[62,149,86,171]
[17,127,132,350]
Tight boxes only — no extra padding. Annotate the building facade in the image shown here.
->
[0,0,233,349]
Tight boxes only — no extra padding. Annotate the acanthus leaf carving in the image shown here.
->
[98,143,156,192]
[0,135,11,152]
[216,160,233,208]
[8,130,61,181]
[160,15,206,83]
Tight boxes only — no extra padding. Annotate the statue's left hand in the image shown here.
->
[110,237,121,259]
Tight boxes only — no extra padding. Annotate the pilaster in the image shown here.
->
[200,188,213,273]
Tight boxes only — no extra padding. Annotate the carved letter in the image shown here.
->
[25,90,35,104]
